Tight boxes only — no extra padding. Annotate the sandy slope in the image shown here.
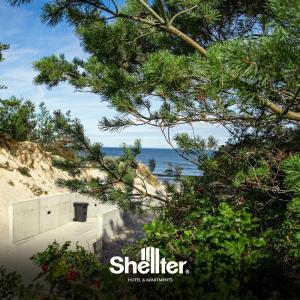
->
[0,142,71,204]
[0,141,162,209]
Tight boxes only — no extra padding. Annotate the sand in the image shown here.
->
[0,141,161,203]
[0,142,71,204]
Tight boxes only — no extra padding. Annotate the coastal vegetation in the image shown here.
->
[0,98,69,145]
[0,0,300,299]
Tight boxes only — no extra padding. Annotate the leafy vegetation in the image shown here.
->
[0,97,77,160]
[0,266,21,299]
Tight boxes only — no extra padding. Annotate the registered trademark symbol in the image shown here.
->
[185,269,190,274]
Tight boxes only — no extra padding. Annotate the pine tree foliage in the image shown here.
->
[281,155,300,217]
[281,155,300,195]
[51,111,167,210]
[10,0,300,130]
[0,98,36,141]
[0,43,8,64]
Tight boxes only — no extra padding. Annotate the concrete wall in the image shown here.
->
[0,194,74,242]
[95,206,124,252]
[8,192,121,244]
[9,193,73,242]
[0,201,9,240]
[9,199,40,243]
[98,207,124,240]
[39,194,72,233]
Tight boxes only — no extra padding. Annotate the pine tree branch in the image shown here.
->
[65,122,170,204]
[137,0,165,24]
[160,126,202,167]
[169,5,198,26]
[135,1,207,56]
[12,0,300,122]
[83,0,157,26]
[157,0,169,24]
[162,24,207,56]
[110,0,118,13]
[126,30,158,43]
[74,0,208,56]
[260,97,300,122]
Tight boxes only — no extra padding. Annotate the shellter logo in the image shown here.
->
[109,247,188,275]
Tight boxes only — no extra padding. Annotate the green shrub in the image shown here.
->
[0,266,22,299]
[123,203,269,299]
[29,241,133,300]
[17,167,31,177]
[0,98,35,142]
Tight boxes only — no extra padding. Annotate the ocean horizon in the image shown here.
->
[102,147,202,178]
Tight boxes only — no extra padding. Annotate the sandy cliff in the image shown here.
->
[0,142,71,203]
[0,141,161,204]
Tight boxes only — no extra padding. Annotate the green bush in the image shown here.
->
[0,98,73,149]
[0,266,22,299]
[29,241,133,300]
[124,203,269,299]
[0,98,35,142]
[17,167,31,177]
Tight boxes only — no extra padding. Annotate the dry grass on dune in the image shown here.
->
[0,140,162,203]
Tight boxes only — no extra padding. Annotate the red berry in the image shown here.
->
[67,271,79,281]
[89,280,101,289]
[41,263,49,272]
[196,187,204,193]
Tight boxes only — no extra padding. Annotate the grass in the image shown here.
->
[7,179,14,186]
[137,163,160,187]
[17,166,31,177]
[0,161,13,171]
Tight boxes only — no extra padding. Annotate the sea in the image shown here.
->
[103,147,202,179]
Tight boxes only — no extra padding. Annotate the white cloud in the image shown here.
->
[3,46,40,63]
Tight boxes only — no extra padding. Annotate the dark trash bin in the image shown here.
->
[73,202,89,222]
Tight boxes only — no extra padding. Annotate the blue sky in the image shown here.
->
[0,0,229,148]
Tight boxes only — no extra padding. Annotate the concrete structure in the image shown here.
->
[0,192,153,282]
[95,206,125,252]
[8,193,118,243]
